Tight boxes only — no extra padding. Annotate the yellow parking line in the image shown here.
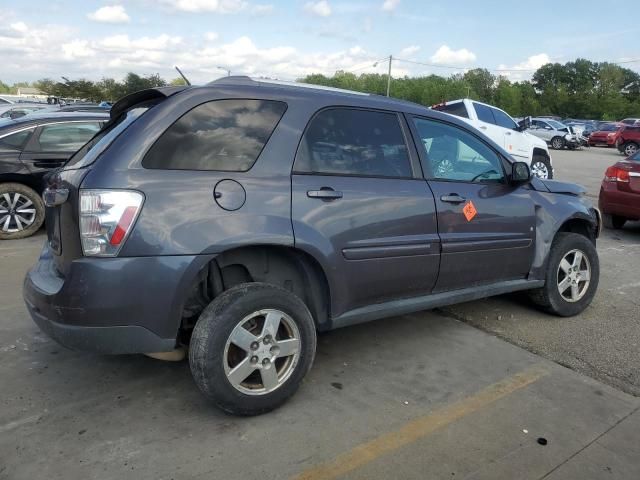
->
[292,364,548,480]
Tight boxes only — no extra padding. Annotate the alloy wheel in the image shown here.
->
[557,249,591,303]
[223,309,301,395]
[531,161,549,179]
[552,138,564,149]
[624,143,638,157]
[0,192,37,233]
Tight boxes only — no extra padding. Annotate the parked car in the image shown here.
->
[0,104,53,119]
[599,150,640,228]
[588,123,623,147]
[528,118,580,150]
[24,78,601,415]
[0,112,108,239]
[431,99,554,179]
[614,124,640,157]
[619,118,640,126]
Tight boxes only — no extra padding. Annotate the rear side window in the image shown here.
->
[0,128,34,150]
[434,102,469,119]
[36,122,101,152]
[143,99,287,171]
[474,103,496,124]
[294,108,412,178]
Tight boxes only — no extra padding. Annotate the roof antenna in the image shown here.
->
[174,66,191,86]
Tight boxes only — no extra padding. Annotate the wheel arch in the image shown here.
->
[0,174,43,194]
[178,245,332,341]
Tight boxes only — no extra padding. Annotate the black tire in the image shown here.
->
[551,136,565,150]
[531,154,553,179]
[529,233,599,317]
[602,213,626,230]
[622,142,638,157]
[0,183,45,240]
[189,282,317,416]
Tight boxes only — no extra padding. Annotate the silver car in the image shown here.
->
[528,118,578,149]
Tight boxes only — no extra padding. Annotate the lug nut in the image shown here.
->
[262,358,270,367]
[250,341,259,351]
[250,356,258,364]
[263,335,272,345]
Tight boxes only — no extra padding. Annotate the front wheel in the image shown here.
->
[602,213,626,229]
[189,283,317,416]
[551,136,565,150]
[529,233,599,316]
[530,155,553,179]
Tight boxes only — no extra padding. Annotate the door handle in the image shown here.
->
[440,194,466,204]
[307,188,343,200]
[479,126,487,130]
[505,132,512,136]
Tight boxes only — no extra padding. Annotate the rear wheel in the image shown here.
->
[531,155,553,179]
[189,283,317,416]
[551,136,564,150]
[623,142,638,157]
[0,183,45,240]
[529,233,599,316]
[602,213,626,229]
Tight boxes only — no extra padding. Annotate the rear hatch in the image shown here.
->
[44,87,185,275]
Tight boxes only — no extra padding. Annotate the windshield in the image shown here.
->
[547,120,566,130]
[65,104,154,169]
[599,124,619,132]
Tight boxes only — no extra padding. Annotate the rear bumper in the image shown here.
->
[599,186,640,220]
[23,243,211,354]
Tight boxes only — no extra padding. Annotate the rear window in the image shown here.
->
[65,105,152,168]
[143,99,287,171]
[474,103,496,124]
[433,102,469,119]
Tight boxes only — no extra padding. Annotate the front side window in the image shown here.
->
[412,117,505,183]
[294,108,412,178]
[491,108,518,130]
[36,122,102,152]
[474,103,496,124]
[0,128,34,150]
[143,99,287,171]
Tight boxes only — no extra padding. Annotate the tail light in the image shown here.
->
[604,166,630,183]
[79,190,144,256]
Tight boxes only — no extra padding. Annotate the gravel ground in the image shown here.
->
[441,146,640,396]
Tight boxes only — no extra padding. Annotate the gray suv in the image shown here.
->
[24,78,601,415]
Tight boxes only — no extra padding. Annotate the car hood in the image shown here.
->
[530,178,586,196]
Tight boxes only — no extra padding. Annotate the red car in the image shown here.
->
[589,123,622,147]
[599,151,640,228]
[615,124,640,157]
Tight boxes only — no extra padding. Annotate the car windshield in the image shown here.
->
[547,120,566,129]
[599,124,619,131]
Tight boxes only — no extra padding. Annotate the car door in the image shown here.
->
[291,107,440,317]
[472,102,505,146]
[490,107,530,162]
[408,115,536,292]
[20,121,102,177]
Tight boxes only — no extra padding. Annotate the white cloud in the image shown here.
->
[62,40,95,59]
[204,31,219,41]
[11,21,28,33]
[165,0,248,13]
[382,0,400,12]
[399,45,420,57]
[304,1,331,17]
[430,45,476,64]
[87,5,130,24]
[497,53,551,80]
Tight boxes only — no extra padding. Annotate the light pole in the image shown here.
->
[217,66,231,77]
[386,55,392,97]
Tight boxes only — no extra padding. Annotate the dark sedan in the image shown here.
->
[0,112,108,239]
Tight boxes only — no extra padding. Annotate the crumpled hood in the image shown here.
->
[530,178,586,196]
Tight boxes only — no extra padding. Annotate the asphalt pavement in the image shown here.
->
[1,145,639,480]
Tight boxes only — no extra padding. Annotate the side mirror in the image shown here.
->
[517,116,532,131]
[511,162,531,183]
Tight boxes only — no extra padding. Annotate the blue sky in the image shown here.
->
[0,0,638,84]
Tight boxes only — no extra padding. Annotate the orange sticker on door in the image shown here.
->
[463,200,477,221]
